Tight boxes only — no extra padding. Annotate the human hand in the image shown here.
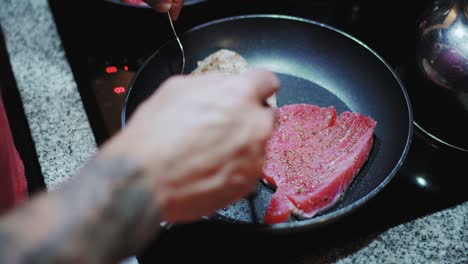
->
[143,0,184,20]
[104,69,279,223]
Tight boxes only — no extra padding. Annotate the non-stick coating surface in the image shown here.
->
[122,15,413,231]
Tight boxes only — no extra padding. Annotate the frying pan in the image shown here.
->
[122,15,413,232]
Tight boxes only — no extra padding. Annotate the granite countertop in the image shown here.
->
[0,0,466,263]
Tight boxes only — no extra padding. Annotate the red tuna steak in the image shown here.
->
[263,104,376,224]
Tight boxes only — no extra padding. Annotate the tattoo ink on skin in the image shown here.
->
[0,156,161,264]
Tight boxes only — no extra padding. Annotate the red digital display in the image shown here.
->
[113,86,126,95]
[106,66,118,74]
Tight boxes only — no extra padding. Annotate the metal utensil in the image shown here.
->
[412,0,468,152]
[168,12,185,75]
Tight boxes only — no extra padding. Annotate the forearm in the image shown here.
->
[0,155,161,263]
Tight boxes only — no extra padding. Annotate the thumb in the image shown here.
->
[169,0,184,20]
[144,0,172,13]
[240,69,280,103]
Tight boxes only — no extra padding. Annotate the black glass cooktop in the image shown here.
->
[48,0,346,144]
[48,0,467,262]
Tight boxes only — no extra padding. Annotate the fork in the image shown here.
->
[168,12,185,75]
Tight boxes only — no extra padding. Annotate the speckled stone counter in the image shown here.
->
[0,0,97,190]
[0,0,466,263]
[300,202,467,264]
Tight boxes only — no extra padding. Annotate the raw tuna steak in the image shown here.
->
[263,104,376,224]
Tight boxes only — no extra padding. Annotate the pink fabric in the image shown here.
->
[0,95,27,216]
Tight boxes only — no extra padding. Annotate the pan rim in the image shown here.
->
[121,14,414,232]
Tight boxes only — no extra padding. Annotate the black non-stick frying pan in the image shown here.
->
[122,15,413,232]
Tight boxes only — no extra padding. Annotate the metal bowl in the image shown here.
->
[417,0,468,94]
[413,0,468,152]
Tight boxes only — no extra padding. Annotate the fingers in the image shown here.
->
[144,0,172,12]
[249,107,276,144]
[160,69,279,105]
[144,0,183,20]
[238,69,280,104]
[169,0,184,21]
[160,157,259,222]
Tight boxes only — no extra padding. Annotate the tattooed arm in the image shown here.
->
[0,156,158,263]
[0,69,279,263]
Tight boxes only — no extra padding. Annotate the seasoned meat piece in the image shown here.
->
[191,49,277,107]
[263,104,376,224]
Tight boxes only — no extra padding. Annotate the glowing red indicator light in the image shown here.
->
[123,65,129,71]
[113,86,126,95]
[106,66,118,74]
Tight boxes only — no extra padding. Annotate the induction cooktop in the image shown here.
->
[48,0,467,262]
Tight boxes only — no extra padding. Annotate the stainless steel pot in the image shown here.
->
[414,0,468,152]
[417,0,468,100]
